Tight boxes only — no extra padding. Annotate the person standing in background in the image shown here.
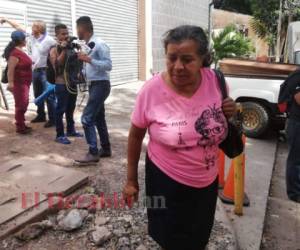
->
[49,23,83,144]
[281,70,300,203]
[4,31,32,134]
[0,17,56,128]
[74,16,112,165]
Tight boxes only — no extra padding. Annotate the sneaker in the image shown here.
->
[67,131,84,137]
[44,121,55,128]
[99,148,112,158]
[74,153,99,165]
[55,136,71,145]
[31,116,46,123]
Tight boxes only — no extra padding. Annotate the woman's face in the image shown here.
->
[166,39,203,87]
[21,39,26,47]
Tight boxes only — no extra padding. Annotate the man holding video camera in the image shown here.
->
[74,16,112,165]
[49,24,83,144]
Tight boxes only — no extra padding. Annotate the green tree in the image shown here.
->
[212,25,254,66]
[215,0,254,15]
[250,0,300,56]
[250,0,279,51]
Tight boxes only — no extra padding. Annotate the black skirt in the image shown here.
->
[145,154,218,250]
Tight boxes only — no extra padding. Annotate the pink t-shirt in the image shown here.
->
[131,68,228,188]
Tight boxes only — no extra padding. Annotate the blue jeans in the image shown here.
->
[81,81,111,155]
[55,84,77,137]
[286,119,300,202]
[32,69,56,122]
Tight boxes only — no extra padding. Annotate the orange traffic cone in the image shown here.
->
[219,136,250,206]
[218,150,225,189]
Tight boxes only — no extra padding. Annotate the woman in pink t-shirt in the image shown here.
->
[123,25,237,250]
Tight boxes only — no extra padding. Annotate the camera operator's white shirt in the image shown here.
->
[26,27,56,70]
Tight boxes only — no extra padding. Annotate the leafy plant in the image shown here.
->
[215,0,254,15]
[250,0,279,50]
[212,25,254,66]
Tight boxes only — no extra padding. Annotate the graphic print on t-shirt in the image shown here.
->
[194,103,227,169]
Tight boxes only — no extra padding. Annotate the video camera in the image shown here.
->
[63,36,95,55]
[65,36,81,51]
[62,37,95,92]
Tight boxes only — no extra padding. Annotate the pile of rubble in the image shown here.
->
[2,192,160,250]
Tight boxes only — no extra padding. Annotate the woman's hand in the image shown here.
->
[0,17,7,24]
[222,97,237,119]
[122,180,139,206]
[7,83,13,93]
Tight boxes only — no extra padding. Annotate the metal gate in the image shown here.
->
[76,0,139,84]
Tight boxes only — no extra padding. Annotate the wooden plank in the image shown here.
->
[0,197,61,241]
[0,157,89,232]
[219,59,299,77]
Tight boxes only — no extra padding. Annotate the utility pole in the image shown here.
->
[276,0,283,62]
[208,0,222,48]
[208,1,214,49]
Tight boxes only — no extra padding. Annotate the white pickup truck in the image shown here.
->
[226,75,286,138]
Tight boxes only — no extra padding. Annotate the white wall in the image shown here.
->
[152,0,210,72]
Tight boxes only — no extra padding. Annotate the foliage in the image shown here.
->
[212,25,254,66]
[215,0,254,15]
[250,0,279,48]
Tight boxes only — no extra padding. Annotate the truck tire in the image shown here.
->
[241,102,270,138]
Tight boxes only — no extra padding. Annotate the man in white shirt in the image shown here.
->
[0,17,56,127]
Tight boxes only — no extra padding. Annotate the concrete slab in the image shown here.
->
[208,199,237,250]
[222,138,278,250]
[0,157,89,238]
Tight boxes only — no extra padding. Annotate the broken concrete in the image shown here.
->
[57,209,88,231]
[15,220,53,241]
[94,216,110,226]
[90,226,113,246]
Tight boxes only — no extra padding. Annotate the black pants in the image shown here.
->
[286,119,300,202]
[145,154,218,250]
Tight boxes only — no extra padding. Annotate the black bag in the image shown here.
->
[1,64,8,84]
[214,69,244,158]
[46,45,56,84]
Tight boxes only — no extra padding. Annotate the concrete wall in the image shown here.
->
[152,0,209,73]
[212,9,269,59]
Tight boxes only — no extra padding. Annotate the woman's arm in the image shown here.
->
[0,17,26,33]
[7,56,19,92]
[123,124,147,203]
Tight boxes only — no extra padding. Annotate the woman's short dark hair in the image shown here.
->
[55,23,68,35]
[76,16,93,33]
[163,25,212,67]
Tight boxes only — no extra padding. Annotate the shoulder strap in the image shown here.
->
[213,69,228,99]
